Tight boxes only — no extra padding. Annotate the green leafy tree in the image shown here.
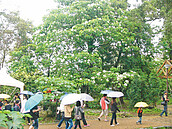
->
[0,10,33,68]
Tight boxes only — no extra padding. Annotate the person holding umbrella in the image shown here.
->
[110,97,120,126]
[74,101,83,129]
[98,94,110,122]
[29,105,41,129]
[134,102,148,125]
[136,107,143,124]
[57,102,68,128]
[25,93,43,129]
[64,104,75,129]
[80,100,90,127]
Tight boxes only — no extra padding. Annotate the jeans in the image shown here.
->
[74,120,82,129]
[23,113,30,124]
[58,112,64,127]
[137,117,142,124]
[81,112,87,125]
[110,112,117,125]
[32,119,38,129]
[160,105,167,116]
[65,118,73,129]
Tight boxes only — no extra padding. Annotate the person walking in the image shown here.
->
[57,103,68,128]
[21,95,31,125]
[74,101,84,129]
[80,100,90,127]
[64,104,74,129]
[110,97,120,126]
[29,105,41,129]
[136,107,143,124]
[160,91,169,117]
[98,94,110,121]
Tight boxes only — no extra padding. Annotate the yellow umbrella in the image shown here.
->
[134,102,149,107]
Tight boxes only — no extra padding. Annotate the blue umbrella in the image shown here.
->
[20,90,34,95]
[25,93,43,111]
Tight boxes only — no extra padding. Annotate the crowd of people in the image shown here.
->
[56,94,120,129]
[0,93,40,129]
[0,91,169,129]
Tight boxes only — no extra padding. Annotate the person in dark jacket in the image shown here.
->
[74,101,84,129]
[5,100,12,111]
[80,100,90,127]
[29,105,41,129]
[160,91,169,117]
[110,97,120,126]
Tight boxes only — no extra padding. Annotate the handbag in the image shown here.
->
[75,107,81,120]
[75,114,81,120]
[161,101,166,105]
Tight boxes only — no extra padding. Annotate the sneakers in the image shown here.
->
[110,125,115,126]
[104,119,109,122]
[98,118,100,121]
[116,123,119,125]
[84,124,90,127]
[57,126,61,128]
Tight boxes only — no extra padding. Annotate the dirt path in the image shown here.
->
[23,115,172,129]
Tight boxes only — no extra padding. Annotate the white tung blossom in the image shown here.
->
[97,72,101,76]
[124,83,127,86]
[91,77,95,79]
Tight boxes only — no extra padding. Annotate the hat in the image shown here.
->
[164,91,167,94]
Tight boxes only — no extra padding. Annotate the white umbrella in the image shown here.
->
[100,90,112,94]
[79,93,94,101]
[107,91,124,98]
[0,94,10,99]
[61,93,80,105]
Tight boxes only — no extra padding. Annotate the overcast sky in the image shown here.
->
[0,0,162,41]
[0,0,143,26]
[0,0,57,26]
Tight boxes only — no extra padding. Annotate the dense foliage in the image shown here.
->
[1,0,171,109]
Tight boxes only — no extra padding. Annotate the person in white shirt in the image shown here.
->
[20,95,30,125]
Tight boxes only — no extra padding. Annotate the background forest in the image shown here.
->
[0,0,172,108]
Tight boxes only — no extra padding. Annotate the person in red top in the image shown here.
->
[136,107,143,124]
[98,94,110,122]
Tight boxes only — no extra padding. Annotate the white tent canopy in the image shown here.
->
[0,68,24,106]
[0,68,24,91]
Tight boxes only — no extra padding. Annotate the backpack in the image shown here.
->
[138,110,142,117]
[74,107,81,120]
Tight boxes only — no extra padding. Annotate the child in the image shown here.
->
[136,107,143,124]
[74,101,83,129]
